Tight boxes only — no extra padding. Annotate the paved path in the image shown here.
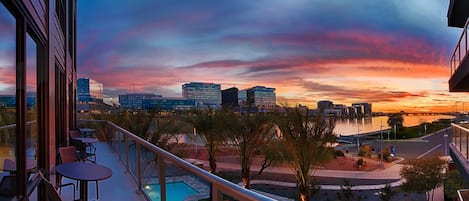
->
[190,157,404,190]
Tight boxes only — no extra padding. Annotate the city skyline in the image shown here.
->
[76,0,465,112]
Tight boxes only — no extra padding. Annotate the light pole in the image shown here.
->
[193,127,198,156]
[357,122,360,154]
[380,120,383,168]
[444,133,448,156]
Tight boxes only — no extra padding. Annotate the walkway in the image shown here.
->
[189,156,404,191]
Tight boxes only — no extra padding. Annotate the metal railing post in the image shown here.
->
[124,135,129,172]
[136,143,143,193]
[158,156,166,201]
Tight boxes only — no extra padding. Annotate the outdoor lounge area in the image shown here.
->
[70,119,274,201]
[0,119,276,201]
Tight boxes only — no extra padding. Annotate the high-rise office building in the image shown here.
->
[78,78,103,103]
[317,100,333,115]
[240,86,276,111]
[222,87,239,109]
[182,82,221,108]
[77,78,104,112]
[238,89,247,107]
[352,102,372,116]
[119,93,162,110]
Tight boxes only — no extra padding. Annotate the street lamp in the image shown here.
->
[379,120,384,168]
[444,133,448,156]
[357,122,360,154]
[193,127,198,157]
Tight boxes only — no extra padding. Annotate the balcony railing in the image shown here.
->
[77,119,276,201]
[0,121,38,158]
[451,123,469,159]
[451,19,469,75]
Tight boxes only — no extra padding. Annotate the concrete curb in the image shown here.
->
[240,179,406,191]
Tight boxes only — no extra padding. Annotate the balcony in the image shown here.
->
[0,119,276,201]
[450,123,469,201]
[449,19,469,92]
[448,0,469,28]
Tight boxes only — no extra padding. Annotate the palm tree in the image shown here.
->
[275,107,337,201]
[223,109,275,189]
[387,113,404,138]
[387,113,403,128]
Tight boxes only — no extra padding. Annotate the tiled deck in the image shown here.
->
[36,142,148,201]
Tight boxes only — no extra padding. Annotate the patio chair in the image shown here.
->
[58,146,99,199]
[69,138,96,163]
[0,171,75,201]
[37,171,76,201]
[69,129,97,162]
[68,129,81,138]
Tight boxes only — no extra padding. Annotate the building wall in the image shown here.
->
[0,0,77,196]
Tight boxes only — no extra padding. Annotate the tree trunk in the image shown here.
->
[241,166,251,189]
[258,159,272,175]
[209,156,217,173]
[208,143,217,173]
[299,192,309,201]
[241,155,251,189]
[299,184,310,201]
[242,177,250,189]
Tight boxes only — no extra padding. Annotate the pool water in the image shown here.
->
[144,181,199,201]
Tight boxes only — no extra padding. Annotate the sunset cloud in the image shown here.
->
[71,0,465,112]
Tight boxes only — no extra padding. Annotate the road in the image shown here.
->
[338,127,452,162]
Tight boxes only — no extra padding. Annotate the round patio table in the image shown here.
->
[55,162,112,201]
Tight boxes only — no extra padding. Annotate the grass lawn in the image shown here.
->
[395,121,450,139]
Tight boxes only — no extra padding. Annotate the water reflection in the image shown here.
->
[335,115,454,135]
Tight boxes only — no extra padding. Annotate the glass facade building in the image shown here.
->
[182,82,221,109]
[238,86,276,112]
[119,93,162,110]
[77,78,104,112]
[77,78,103,103]
[143,97,196,111]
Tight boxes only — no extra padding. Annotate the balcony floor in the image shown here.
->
[33,142,148,201]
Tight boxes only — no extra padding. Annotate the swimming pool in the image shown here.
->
[144,181,199,201]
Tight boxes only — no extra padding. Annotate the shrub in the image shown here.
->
[358,147,367,156]
[382,147,392,162]
[356,158,364,167]
[334,150,345,157]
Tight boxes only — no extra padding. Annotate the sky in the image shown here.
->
[75,0,465,112]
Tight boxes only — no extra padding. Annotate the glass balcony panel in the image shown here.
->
[128,138,138,179]
[461,128,468,159]
[141,156,210,201]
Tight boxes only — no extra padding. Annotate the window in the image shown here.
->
[0,2,16,161]
[55,0,66,35]
[26,34,38,164]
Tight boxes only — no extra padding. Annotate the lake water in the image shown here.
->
[335,115,454,136]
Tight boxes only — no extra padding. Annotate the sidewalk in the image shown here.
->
[190,158,404,190]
